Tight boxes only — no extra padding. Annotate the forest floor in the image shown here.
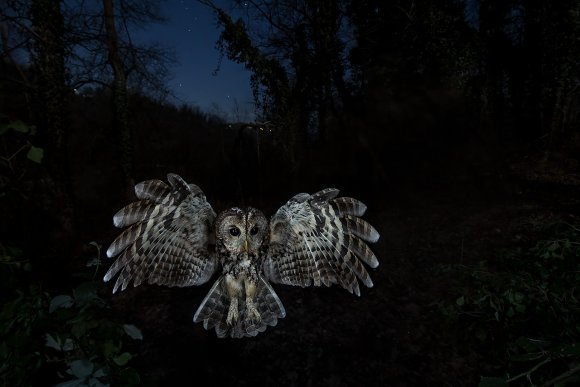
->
[106,166,580,386]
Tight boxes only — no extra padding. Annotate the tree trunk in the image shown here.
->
[478,0,520,147]
[30,0,75,237]
[103,0,134,193]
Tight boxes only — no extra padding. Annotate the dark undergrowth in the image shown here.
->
[2,182,580,386]
[2,117,580,386]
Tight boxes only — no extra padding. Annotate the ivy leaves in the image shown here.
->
[46,282,143,386]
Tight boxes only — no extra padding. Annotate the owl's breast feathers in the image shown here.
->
[221,252,260,281]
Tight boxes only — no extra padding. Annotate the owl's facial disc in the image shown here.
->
[216,207,267,256]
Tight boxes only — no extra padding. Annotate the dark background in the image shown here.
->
[1,0,579,386]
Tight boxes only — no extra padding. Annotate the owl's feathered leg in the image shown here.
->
[225,274,241,325]
[226,298,238,325]
[244,280,261,322]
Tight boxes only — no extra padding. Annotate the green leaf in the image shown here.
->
[45,333,62,350]
[62,338,75,351]
[26,146,44,163]
[0,120,31,134]
[123,324,143,340]
[456,296,465,306]
[102,340,119,358]
[11,121,31,133]
[113,352,132,366]
[49,295,74,313]
[69,358,94,379]
[479,376,508,387]
[93,368,107,378]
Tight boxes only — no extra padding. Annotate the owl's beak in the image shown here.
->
[243,239,249,253]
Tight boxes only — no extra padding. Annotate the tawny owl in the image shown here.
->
[104,173,379,338]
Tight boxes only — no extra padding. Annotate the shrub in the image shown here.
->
[0,243,142,386]
[437,222,580,386]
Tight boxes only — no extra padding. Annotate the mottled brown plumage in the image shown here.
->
[105,174,380,338]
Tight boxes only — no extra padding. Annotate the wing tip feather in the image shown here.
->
[112,279,120,294]
[279,307,287,319]
[112,214,123,228]
[367,229,380,243]
[133,181,147,198]
[105,246,115,258]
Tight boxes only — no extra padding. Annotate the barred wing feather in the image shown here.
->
[263,189,379,296]
[104,174,217,293]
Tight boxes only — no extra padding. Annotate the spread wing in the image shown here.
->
[104,173,217,293]
[262,188,380,296]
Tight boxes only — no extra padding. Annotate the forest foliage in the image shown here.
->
[438,221,580,386]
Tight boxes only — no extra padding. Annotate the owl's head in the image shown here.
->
[215,207,269,256]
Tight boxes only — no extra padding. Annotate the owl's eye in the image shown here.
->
[250,226,259,235]
[229,226,240,237]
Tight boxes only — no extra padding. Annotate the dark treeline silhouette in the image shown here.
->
[1,0,580,386]
[219,0,578,149]
[204,0,580,196]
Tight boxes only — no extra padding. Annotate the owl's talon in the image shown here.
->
[226,298,239,325]
[246,298,261,322]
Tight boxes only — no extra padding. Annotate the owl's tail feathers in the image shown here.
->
[193,275,286,338]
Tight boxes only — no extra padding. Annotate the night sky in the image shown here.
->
[133,0,254,120]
